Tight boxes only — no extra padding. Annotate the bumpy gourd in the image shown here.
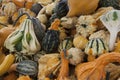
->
[76,15,97,37]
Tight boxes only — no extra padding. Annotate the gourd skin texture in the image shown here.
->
[42,30,60,53]
[67,0,99,17]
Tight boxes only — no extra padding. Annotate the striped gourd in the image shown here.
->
[16,60,38,76]
[42,19,60,53]
[85,38,108,56]
[59,37,73,52]
[4,13,42,55]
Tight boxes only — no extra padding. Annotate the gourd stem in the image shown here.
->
[0,22,8,27]
[13,13,31,27]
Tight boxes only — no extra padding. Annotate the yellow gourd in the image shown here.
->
[67,0,99,17]
[73,35,88,50]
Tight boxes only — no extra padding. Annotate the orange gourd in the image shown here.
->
[75,52,120,80]
[12,0,34,9]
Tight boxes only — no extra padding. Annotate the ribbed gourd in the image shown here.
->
[42,19,60,53]
[47,0,68,28]
[59,37,73,52]
[98,0,120,10]
[85,38,108,61]
[4,13,45,55]
[16,60,38,76]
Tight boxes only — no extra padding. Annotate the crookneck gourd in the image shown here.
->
[4,13,45,55]
[85,38,108,61]
[42,19,60,53]
[75,52,120,80]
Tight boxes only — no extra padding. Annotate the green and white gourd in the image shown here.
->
[4,18,41,55]
[85,38,108,56]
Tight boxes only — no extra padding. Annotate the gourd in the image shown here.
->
[85,38,108,61]
[68,48,84,65]
[2,2,17,17]
[67,0,99,17]
[75,52,120,80]
[4,13,45,55]
[47,0,68,28]
[59,37,73,52]
[98,0,120,10]
[16,60,38,76]
[76,15,97,37]
[42,19,60,53]
[73,35,88,50]
[12,0,34,9]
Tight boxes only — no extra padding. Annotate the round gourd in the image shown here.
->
[2,2,17,17]
[16,60,38,76]
[73,35,88,50]
[68,48,84,65]
[85,38,108,56]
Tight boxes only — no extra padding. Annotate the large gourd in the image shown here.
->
[4,13,45,55]
[67,0,99,17]
[42,19,60,53]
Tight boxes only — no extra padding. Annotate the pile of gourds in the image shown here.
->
[1,0,120,80]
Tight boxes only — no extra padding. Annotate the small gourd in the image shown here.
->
[16,60,38,76]
[67,0,99,17]
[2,2,17,17]
[59,37,73,52]
[42,19,60,53]
[68,48,84,65]
[73,35,88,50]
[85,38,108,61]
[76,15,97,37]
